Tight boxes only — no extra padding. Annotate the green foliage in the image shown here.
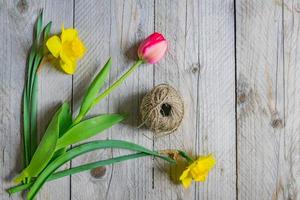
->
[11,12,178,199]
[35,12,43,40]
[27,140,175,200]
[75,58,112,124]
[56,114,125,150]
[8,152,173,194]
[178,150,194,163]
[22,12,51,172]
[15,103,71,183]
[22,88,30,167]
[43,21,52,42]
[29,76,38,158]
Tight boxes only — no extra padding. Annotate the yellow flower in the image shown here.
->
[179,154,216,188]
[46,26,86,74]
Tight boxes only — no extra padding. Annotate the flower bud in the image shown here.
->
[137,32,168,64]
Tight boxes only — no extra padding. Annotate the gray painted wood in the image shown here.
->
[196,1,236,199]
[101,1,155,200]
[236,0,299,199]
[280,1,300,199]
[37,1,73,199]
[1,0,300,200]
[0,1,44,199]
[152,0,199,199]
[72,1,156,199]
[151,0,236,199]
[71,0,111,199]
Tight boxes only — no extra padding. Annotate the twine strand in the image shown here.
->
[139,84,184,136]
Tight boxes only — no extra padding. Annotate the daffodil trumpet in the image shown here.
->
[179,154,216,188]
[159,150,216,188]
[46,26,86,74]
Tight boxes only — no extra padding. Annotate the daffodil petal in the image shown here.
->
[205,155,216,168]
[179,168,190,181]
[59,51,76,74]
[46,36,62,58]
[61,28,78,42]
[193,172,208,182]
[181,177,192,188]
[60,50,74,65]
[71,38,86,58]
[59,59,76,75]
[179,154,216,189]
[180,168,193,188]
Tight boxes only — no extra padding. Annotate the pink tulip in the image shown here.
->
[138,32,168,64]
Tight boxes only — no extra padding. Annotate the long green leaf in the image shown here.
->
[8,153,149,194]
[74,58,112,124]
[24,47,36,170]
[58,103,72,137]
[27,140,175,200]
[51,106,72,160]
[14,103,70,183]
[51,153,148,179]
[35,11,43,41]
[55,114,125,150]
[26,50,36,97]
[29,53,42,100]
[43,21,52,42]
[22,89,30,167]
[29,76,38,158]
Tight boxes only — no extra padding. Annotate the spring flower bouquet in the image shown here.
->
[7,13,215,199]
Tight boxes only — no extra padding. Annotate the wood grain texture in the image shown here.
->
[71,0,111,199]
[278,0,300,199]
[104,1,155,200]
[0,1,44,199]
[2,0,300,199]
[236,0,285,199]
[153,0,236,200]
[36,0,73,199]
[72,1,156,199]
[196,0,236,199]
[152,0,199,199]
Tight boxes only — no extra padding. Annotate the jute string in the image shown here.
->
[139,84,184,136]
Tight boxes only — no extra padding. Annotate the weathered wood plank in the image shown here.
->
[104,1,155,200]
[152,0,198,199]
[276,0,300,199]
[72,1,155,199]
[0,1,73,199]
[71,0,111,199]
[153,0,236,199]
[236,0,285,199]
[36,1,73,199]
[196,0,236,199]
[3,1,300,199]
[0,1,44,199]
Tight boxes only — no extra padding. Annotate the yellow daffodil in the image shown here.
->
[179,154,216,188]
[46,26,86,74]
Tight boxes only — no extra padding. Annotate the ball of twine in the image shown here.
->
[140,84,184,136]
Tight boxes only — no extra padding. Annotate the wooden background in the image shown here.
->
[0,0,300,199]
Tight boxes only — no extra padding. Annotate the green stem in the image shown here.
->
[178,150,194,163]
[72,113,83,126]
[7,153,149,194]
[72,59,143,125]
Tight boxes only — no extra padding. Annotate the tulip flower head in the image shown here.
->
[46,26,86,74]
[179,154,216,188]
[138,32,168,64]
